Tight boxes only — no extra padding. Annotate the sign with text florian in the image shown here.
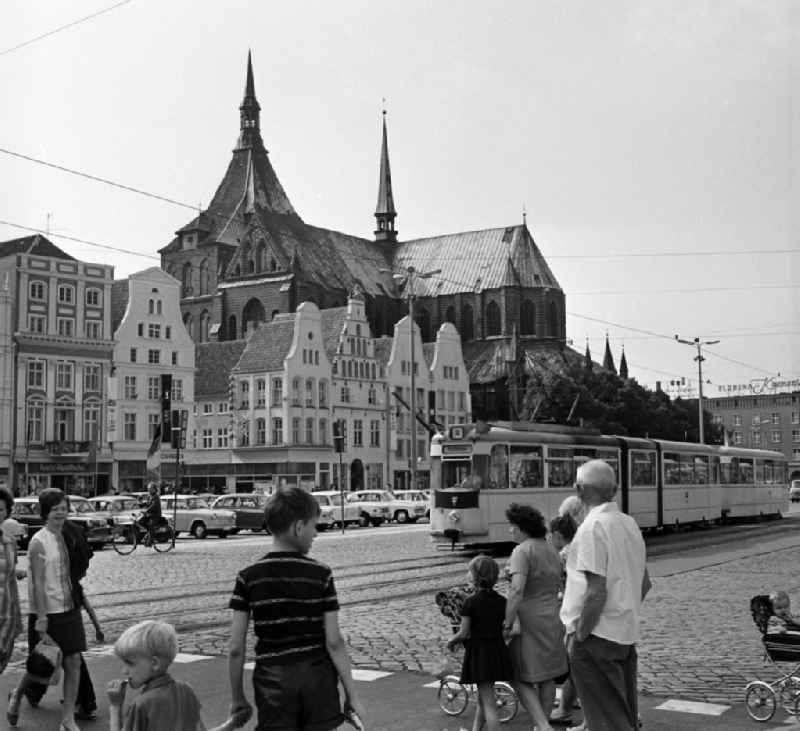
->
[716,376,800,396]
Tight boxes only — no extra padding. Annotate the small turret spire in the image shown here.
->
[619,346,629,379]
[374,105,398,244]
[584,336,593,371]
[602,332,617,374]
[238,50,261,148]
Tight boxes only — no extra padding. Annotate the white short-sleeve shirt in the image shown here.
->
[559,501,646,645]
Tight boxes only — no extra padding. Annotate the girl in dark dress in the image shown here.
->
[447,555,513,731]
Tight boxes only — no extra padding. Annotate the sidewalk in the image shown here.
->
[0,650,795,730]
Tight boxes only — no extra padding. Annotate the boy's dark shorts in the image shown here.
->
[253,653,344,730]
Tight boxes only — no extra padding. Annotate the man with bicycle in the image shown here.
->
[140,481,162,544]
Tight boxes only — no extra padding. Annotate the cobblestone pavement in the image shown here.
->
[13,519,800,706]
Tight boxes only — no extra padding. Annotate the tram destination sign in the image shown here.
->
[716,376,800,396]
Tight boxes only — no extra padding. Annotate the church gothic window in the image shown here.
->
[183,312,194,340]
[445,306,456,324]
[461,304,474,341]
[199,259,209,295]
[486,300,501,336]
[270,258,277,272]
[227,315,237,341]
[547,301,558,337]
[416,306,431,342]
[182,263,193,296]
[256,243,266,272]
[520,299,536,335]
[199,310,210,343]
[243,298,265,336]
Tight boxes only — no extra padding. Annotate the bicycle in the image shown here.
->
[112,515,174,555]
[438,674,518,723]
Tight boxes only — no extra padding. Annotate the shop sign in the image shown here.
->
[716,377,800,396]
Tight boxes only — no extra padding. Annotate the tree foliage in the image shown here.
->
[520,361,723,443]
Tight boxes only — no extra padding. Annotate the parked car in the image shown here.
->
[161,495,235,539]
[67,496,113,548]
[345,490,392,527]
[390,490,430,522]
[312,491,362,529]
[192,493,221,508]
[790,480,800,503]
[10,497,44,550]
[87,495,142,532]
[129,491,150,508]
[210,494,268,533]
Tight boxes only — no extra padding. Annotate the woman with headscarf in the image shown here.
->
[7,488,86,730]
[0,488,25,674]
[503,503,568,731]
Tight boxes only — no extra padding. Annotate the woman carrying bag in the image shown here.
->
[7,489,87,731]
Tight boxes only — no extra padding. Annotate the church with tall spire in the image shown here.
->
[159,53,573,419]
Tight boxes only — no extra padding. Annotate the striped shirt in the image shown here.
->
[229,552,339,665]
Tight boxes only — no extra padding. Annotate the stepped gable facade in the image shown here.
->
[160,54,567,420]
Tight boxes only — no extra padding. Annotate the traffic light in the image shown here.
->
[160,374,172,442]
[333,419,346,453]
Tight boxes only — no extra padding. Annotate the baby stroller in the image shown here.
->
[745,594,800,721]
[434,585,518,724]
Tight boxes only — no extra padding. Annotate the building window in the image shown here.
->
[256,418,266,445]
[57,318,74,337]
[292,417,301,444]
[57,284,74,304]
[318,381,328,408]
[53,407,73,442]
[753,431,762,446]
[291,378,300,406]
[485,300,501,336]
[85,320,101,339]
[368,387,376,405]
[203,403,213,414]
[148,349,160,365]
[271,417,283,445]
[148,413,160,441]
[217,428,228,448]
[370,420,380,447]
[271,378,283,406]
[772,412,780,425]
[733,415,742,427]
[772,430,781,444]
[305,379,315,408]
[130,348,137,363]
[83,364,100,392]
[83,403,100,442]
[56,362,73,390]
[353,420,363,447]
[319,418,327,444]
[256,379,266,407]
[28,315,45,333]
[239,420,250,446]
[29,281,45,300]
[85,288,100,306]
[138,323,144,337]
[148,324,161,338]
[148,376,159,400]
[340,386,350,403]
[240,381,250,409]
[792,429,800,443]
[27,361,44,388]
[123,413,136,441]
[172,379,183,402]
[218,402,228,413]
[202,429,213,449]
[459,392,466,411]
[733,430,742,445]
[26,401,43,443]
[171,351,178,366]
[792,412,799,425]
[165,326,171,339]
[124,376,137,399]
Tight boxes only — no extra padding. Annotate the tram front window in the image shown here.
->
[442,460,471,489]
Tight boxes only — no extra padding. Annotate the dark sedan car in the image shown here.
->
[209,494,268,533]
[10,498,43,550]
[11,496,112,550]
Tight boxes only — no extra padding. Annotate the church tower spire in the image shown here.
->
[374,109,398,244]
[602,332,617,374]
[619,346,629,379]
[238,50,262,148]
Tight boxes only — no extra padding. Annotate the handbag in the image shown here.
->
[26,634,62,686]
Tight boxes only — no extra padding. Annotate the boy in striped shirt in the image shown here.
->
[227,487,364,730]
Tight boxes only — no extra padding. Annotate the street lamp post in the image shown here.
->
[399,266,440,490]
[675,335,720,444]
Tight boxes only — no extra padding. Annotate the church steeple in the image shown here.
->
[238,51,262,148]
[584,337,593,371]
[619,346,629,379]
[602,332,617,374]
[374,109,397,244]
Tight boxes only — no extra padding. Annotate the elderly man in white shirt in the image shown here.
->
[560,459,651,731]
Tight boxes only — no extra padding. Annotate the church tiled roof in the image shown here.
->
[0,235,74,261]
[233,317,296,374]
[195,340,248,397]
[110,279,129,332]
[462,338,581,384]
[320,307,347,359]
[393,225,561,298]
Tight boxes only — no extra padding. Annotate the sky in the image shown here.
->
[1,0,798,395]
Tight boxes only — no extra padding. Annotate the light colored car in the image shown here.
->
[790,480,800,503]
[390,490,430,523]
[68,496,114,547]
[161,495,236,539]
[312,491,362,529]
[345,490,392,527]
[210,494,268,533]
[87,495,142,530]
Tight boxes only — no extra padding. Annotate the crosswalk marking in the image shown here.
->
[653,699,730,716]
[352,668,392,681]
[174,652,213,663]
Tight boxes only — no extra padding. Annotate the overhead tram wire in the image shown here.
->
[0,0,135,57]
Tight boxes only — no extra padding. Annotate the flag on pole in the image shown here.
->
[146,424,161,471]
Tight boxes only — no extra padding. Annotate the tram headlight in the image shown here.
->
[448,510,461,524]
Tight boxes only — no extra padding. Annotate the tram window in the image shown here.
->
[756,460,765,484]
[739,458,754,484]
[631,451,656,487]
[720,458,738,484]
[509,446,543,488]
[473,455,490,487]
[694,456,709,484]
[710,456,720,484]
[547,448,574,488]
[442,461,471,489]
[763,461,774,484]
[489,445,509,489]
[663,453,681,485]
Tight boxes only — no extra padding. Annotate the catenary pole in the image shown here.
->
[675,335,720,444]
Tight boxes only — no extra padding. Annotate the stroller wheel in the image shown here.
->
[745,681,776,722]
[493,681,518,723]
[438,676,468,716]
[780,676,800,714]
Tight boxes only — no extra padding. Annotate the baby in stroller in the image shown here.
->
[768,591,800,632]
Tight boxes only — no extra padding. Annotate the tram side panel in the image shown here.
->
[624,448,659,530]
[660,448,722,526]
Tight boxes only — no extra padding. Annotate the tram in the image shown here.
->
[429,422,788,547]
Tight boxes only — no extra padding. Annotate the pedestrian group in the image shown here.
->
[0,459,649,730]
